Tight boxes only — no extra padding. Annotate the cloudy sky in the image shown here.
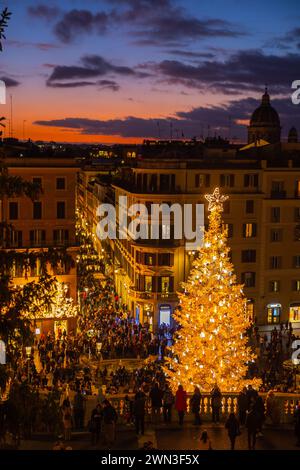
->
[1,0,300,143]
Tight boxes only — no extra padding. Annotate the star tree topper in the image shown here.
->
[205,187,229,212]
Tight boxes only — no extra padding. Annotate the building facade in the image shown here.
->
[1,155,79,335]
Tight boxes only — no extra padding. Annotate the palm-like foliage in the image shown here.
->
[0,8,11,52]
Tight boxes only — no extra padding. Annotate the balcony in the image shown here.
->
[270,190,286,199]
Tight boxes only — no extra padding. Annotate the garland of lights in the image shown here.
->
[164,188,262,393]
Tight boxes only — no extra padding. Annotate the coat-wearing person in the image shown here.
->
[237,388,248,426]
[73,391,85,430]
[175,385,187,426]
[210,385,222,424]
[245,404,259,450]
[162,386,174,424]
[149,383,163,424]
[198,430,212,450]
[102,400,118,448]
[61,398,72,441]
[225,412,240,450]
[190,387,202,426]
[254,395,265,436]
[133,390,146,436]
[90,404,102,445]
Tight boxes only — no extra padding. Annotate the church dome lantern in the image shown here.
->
[248,88,281,144]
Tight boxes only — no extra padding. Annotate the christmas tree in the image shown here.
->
[164,188,261,392]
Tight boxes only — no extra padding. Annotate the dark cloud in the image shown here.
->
[33,94,300,140]
[54,9,109,43]
[269,27,300,50]
[165,50,215,59]
[148,50,300,94]
[46,78,120,91]
[51,1,243,45]
[47,80,96,88]
[97,80,120,91]
[28,5,60,21]
[7,40,59,51]
[0,76,20,87]
[46,54,147,88]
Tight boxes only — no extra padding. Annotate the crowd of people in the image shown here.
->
[1,262,300,450]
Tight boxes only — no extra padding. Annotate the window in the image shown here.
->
[57,201,66,219]
[289,304,300,322]
[271,181,284,192]
[269,280,280,292]
[144,253,156,265]
[295,225,300,241]
[292,280,300,292]
[161,276,170,294]
[241,272,255,287]
[160,174,175,191]
[158,253,173,266]
[223,223,233,238]
[270,256,282,269]
[56,177,66,190]
[246,300,255,322]
[30,259,42,277]
[270,229,282,242]
[8,230,22,248]
[245,200,254,214]
[29,229,46,247]
[11,260,24,278]
[33,201,42,219]
[220,174,234,187]
[295,208,300,222]
[244,174,259,187]
[9,202,18,220]
[241,250,256,263]
[32,177,42,186]
[293,256,300,268]
[267,304,281,324]
[243,223,257,238]
[195,174,210,188]
[53,229,69,245]
[149,174,157,191]
[145,276,153,293]
[271,207,280,222]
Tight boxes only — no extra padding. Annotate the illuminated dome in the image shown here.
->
[250,90,280,127]
[248,88,281,144]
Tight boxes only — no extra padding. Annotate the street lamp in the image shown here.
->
[25,346,31,383]
[96,342,102,358]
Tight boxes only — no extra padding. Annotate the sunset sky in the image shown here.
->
[1,0,300,143]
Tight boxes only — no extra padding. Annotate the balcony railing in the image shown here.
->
[80,392,300,427]
[270,190,286,199]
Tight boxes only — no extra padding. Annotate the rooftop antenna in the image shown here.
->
[228,115,232,142]
[10,94,13,138]
[156,121,161,139]
[170,121,173,140]
[23,119,26,140]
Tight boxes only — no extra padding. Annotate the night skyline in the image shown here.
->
[1,0,300,143]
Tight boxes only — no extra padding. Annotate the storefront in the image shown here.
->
[289,303,300,322]
[267,303,281,324]
[159,304,172,326]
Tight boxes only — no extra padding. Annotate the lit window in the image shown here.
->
[145,276,152,293]
[267,303,281,324]
[161,277,170,294]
